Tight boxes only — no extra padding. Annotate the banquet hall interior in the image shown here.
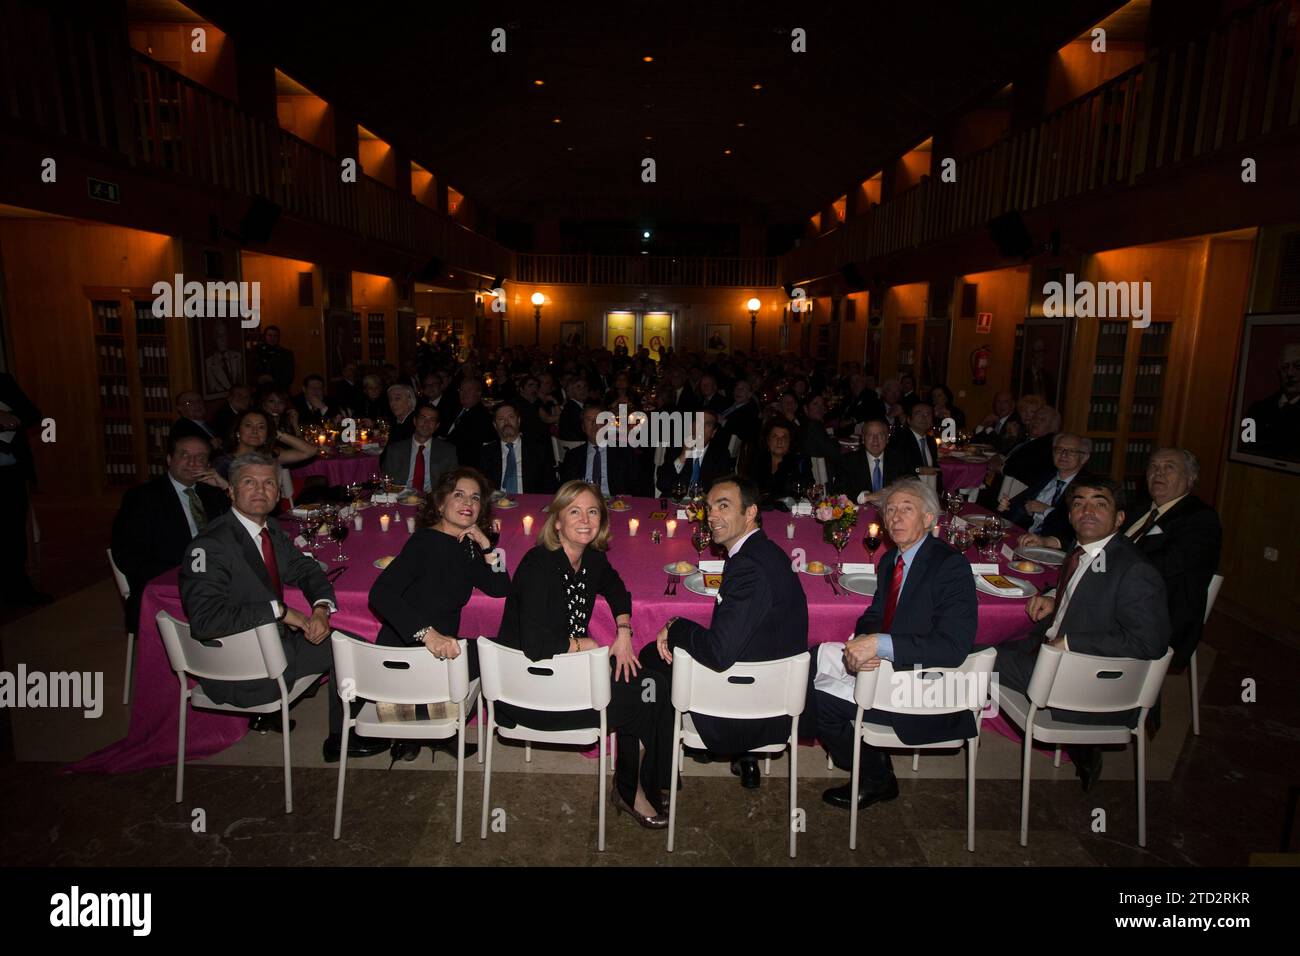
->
[1,0,1299,869]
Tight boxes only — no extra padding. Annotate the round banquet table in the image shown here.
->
[939,456,991,490]
[71,496,1044,773]
[291,453,382,486]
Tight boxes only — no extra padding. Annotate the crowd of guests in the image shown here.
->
[108,336,1223,832]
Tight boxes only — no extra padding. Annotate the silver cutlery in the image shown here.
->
[664,575,674,595]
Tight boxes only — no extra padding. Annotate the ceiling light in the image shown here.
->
[643,55,654,62]
[643,231,651,239]
[724,149,732,155]
[752,83,763,91]
[736,121,746,127]
[533,79,544,86]
[551,117,562,124]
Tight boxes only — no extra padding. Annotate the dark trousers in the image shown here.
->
[198,629,342,734]
[495,647,674,813]
[800,669,896,788]
[0,465,37,601]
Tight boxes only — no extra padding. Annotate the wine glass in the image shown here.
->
[691,524,712,560]
[671,479,687,504]
[829,526,851,573]
[984,523,1006,562]
[328,515,350,561]
[952,527,972,555]
[863,525,882,557]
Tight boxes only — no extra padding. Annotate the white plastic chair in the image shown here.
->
[848,648,997,852]
[106,549,134,705]
[477,638,612,850]
[811,457,829,485]
[156,610,325,813]
[666,647,810,858]
[998,644,1173,847]
[330,633,482,842]
[1189,573,1224,737]
[550,435,563,467]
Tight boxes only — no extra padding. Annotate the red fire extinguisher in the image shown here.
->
[970,346,991,386]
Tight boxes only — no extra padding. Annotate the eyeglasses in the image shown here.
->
[1054,448,1087,457]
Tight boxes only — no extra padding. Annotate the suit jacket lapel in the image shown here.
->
[229,517,276,595]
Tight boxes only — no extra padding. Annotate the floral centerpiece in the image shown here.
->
[814,494,858,546]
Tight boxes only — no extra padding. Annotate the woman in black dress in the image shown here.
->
[368,466,509,762]
[496,481,673,829]
[748,420,808,506]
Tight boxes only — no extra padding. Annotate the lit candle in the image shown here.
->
[628,518,639,537]
[665,520,677,538]
[522,514,534,535]
[405,516,416,533]
[785,521,796,540]
[868,522,880,537]
[379,514,390,532]
[353,515,363,531]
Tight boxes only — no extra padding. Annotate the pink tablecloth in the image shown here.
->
[292,454,381,486]
[71,497,1041,773]
[940,457,990,490]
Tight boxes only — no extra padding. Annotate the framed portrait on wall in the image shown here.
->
[1230,312,1300,474]
[705,323,731,353]
[193,314,247,399]
[1014,317,1070,407]
[560,321,585,347]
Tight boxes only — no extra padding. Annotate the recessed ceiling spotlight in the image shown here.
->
[642,55,654,63]
[736,121,746,127]
[644,134,653,141]
[724,148,733,155]
[533,79,544,86]
[551,117,562,124]
[752,83,763,91]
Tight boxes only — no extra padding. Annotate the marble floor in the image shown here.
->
[2,570,1298,867]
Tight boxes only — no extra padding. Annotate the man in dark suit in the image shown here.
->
[1001,433,1092,543]
[656,409,732,496]
[719,379,760,451]
[0,371,50,606]
[560,402,639,495]
[664,367,699,415]
[210,385,252,445]
[111,434,231,633]
[1121,448,1221,673]
[1000,405,1059,486]
[807,478,978,810]
[250,325,295,391]
[481,401,556,494]
[646,475,809,789]
[995,477,1170,789]
[888,402,945,495]
[292,375,336,428]
[444,378,495,465]
[329,363,362,417]
[557,378,588,442]
[696,375,729,415]
[897,373,921,415]
[974,391,1021,453]
[178,453,385,760]
[835,419,907,502]
[383,405,457,492]
[838,373,887,435]
[169,391,219,449]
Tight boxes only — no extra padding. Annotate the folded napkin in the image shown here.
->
[793,500,813,516]
[840,562,874,575]
[979,573,1022,596]
[372,493,398,504]
[812,643,856,704]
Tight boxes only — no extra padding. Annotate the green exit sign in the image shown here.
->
[87,178,120,203]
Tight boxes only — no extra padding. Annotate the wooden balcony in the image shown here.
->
[514,253,778,287]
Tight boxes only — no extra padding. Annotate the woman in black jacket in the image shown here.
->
[368,466,509,763]
[747,420,808,505]
[496,480,673,829]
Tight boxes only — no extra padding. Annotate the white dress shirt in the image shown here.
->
[726,527,761,558]
[1046,533,1116,642]
[584,442,610,497]
[406,437,433,492]
[911,429,932,467]
[231,508,336,620]
[495,437,524,493]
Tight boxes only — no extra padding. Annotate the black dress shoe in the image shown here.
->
[431,738,478,759]
[821,777,900,810]
[249,713,295,734]
[1072,747,1103,792]
[322,732,388,763]
[731,757,761,790]
[390,740,421,762]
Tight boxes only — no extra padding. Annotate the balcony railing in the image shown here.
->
[515,253,779,287]
[782,0,1300,281]
[0,4,512,280]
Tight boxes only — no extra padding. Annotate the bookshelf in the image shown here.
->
[367,312,387,363]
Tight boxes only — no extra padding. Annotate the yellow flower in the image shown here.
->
[832,507,843,519]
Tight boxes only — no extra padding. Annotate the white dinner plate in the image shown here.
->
[664,562,697,576]
[975,574,1037,599]
[683,572,719,598]
[799,564,834,576]
[963,514,1010,530]
[1014,545,1067,566]
[839,573,877,597]
[494,498,520,509]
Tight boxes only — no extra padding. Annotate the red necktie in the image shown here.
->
[882,553,905,631]
[413,443,427,491]
[259,527,283,600]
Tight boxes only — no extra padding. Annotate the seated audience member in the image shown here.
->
[497,481,673,828]
[897,373,921,414]
[178,453,386,760]
[995,477,1170,790]
[806,478,977,810]
[384,404,457,493]
[445,378,496,464]
[330,363,362,416]
[748,420,808,505]
[169,391,219,448]
[929,385,966,431]
[215,409,317,476]
[800,394,842,472]
[838,373,887,435]
[1121,448,1222,674]
[696,374,728,414]
[878,379,906,429]
[416,372,449,419]
[974,391,1020,452]
[368,466,507,762]
[665,366,699,414]
[516,375,556,437]
[888,402,944,494]
[1003,433,1092,544]
[772,391,804,445]
[560,402,639,496]
[719,379,761,451]
[978,403,1058,508]
[386,384,418,445]
[835,419,906,502]
[644,475,809,790]
[557,378,589,441]
[354,374,391,424]
[656,409,732,496]
[211,385,252,445]
[260,388,300,437]
[481,401,556,494]
[111,434,231,634]
[293,375,336,428]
